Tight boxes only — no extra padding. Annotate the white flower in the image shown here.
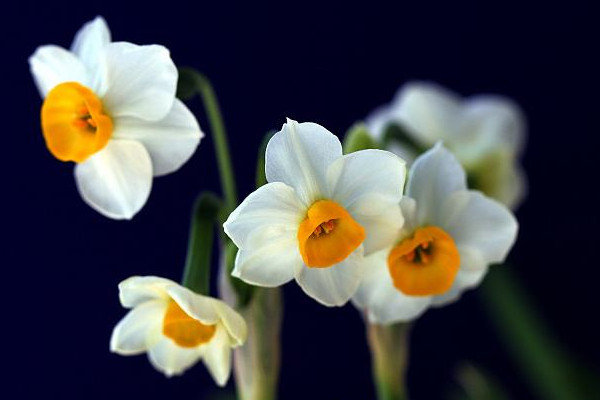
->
[223,119,406,306]
[353,143,518,324]
[366,81,526,209]
[29,16,203,219]
[110,276,247,384]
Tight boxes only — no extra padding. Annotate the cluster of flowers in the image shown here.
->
[30,17,522,388]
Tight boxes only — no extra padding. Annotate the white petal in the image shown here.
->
[70,16,111,91]
[265,119,342,205]
[294,250,364,306]
[203,326,232,386]
[224,182,305,249]
[407,143,466,225]
[110,300,166,355]
[353,249,431,324]
[74,140,153,220]
[29,45,88,97]
[233,235,301,288]
[461,95,526,156]
[166,285,220,325]
[148,337,202,377]
[396,81,462,146]
[113,99,203,176]
[364,103,394,139]
[441,190,518,265]
[118,276,175,308]
[327,149,405,254]
[101,42,177,121]
[430,256,489,308]
[212,300,247,346]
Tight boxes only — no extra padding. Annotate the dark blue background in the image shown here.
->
[3,1,598,399]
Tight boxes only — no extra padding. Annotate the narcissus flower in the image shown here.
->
[29,17,203,219]
[366,82,526,209]
[110,276,247,383]
[224,119,406,306]
[353,143,518,324]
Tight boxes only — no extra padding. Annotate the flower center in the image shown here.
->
[41,82,113,163]
[387,226,460,296]
[297,200,365,268]
[162,300,216,348]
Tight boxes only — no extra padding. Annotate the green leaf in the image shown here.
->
[483,266,592,400]
[181,192,222,295]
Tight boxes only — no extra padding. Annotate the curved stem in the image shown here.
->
[179,68,238,214]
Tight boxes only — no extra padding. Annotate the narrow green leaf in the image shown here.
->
[181,192,222,295]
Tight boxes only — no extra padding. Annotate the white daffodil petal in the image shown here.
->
[399,197,418,235]
[212,301,248,346]
[148,337,202,377]
[101,42,177,121]
[430,263,488,308]
[441,191,518,265]
[327,149,405,254]
[113,99,203,176]
[118,276,175,308]
[407,143,466,225]
[295,251,364,307]
[74,140,153,220]
[224,182,304,249]
[365,104,394,139]
[29,45,88,97]
[265,119,342,205]
[353,249,431,324]
[70,16,111,90]
[462,95,526,156]
[396,81,462,145]
[110,300,166,355]
[166,286,220,325]
[233,232,301,287]
[202,326,232,387]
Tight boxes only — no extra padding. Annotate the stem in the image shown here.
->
[367,322,410,400]
[233,288,282,400]
[179,68,238,213]
[181,192,221,295]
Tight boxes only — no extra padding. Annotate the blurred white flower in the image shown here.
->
[29,16,203,219]
[110,276,247,384]
[224,119,406,306]
[353,144,518,324]
[366,82,526,209]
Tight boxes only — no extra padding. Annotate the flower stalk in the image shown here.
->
[367,322,410,400]
[233,288,282,400]
[178,68,238,214]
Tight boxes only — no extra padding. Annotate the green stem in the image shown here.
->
[179,68,238,213]
[234,288,282,400]
[367,322,409,400]
[181,192,221,295]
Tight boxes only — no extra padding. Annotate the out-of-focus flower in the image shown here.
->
[29,17,203,219]
[366,82,526,209]
[353,144,518,324]
[224,119,406,306]
[110,276,247,383]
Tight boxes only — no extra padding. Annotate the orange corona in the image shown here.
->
[387,226,460,296]
[162,301,216,348]
[41,82,113,162]
[297,200,365,268]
